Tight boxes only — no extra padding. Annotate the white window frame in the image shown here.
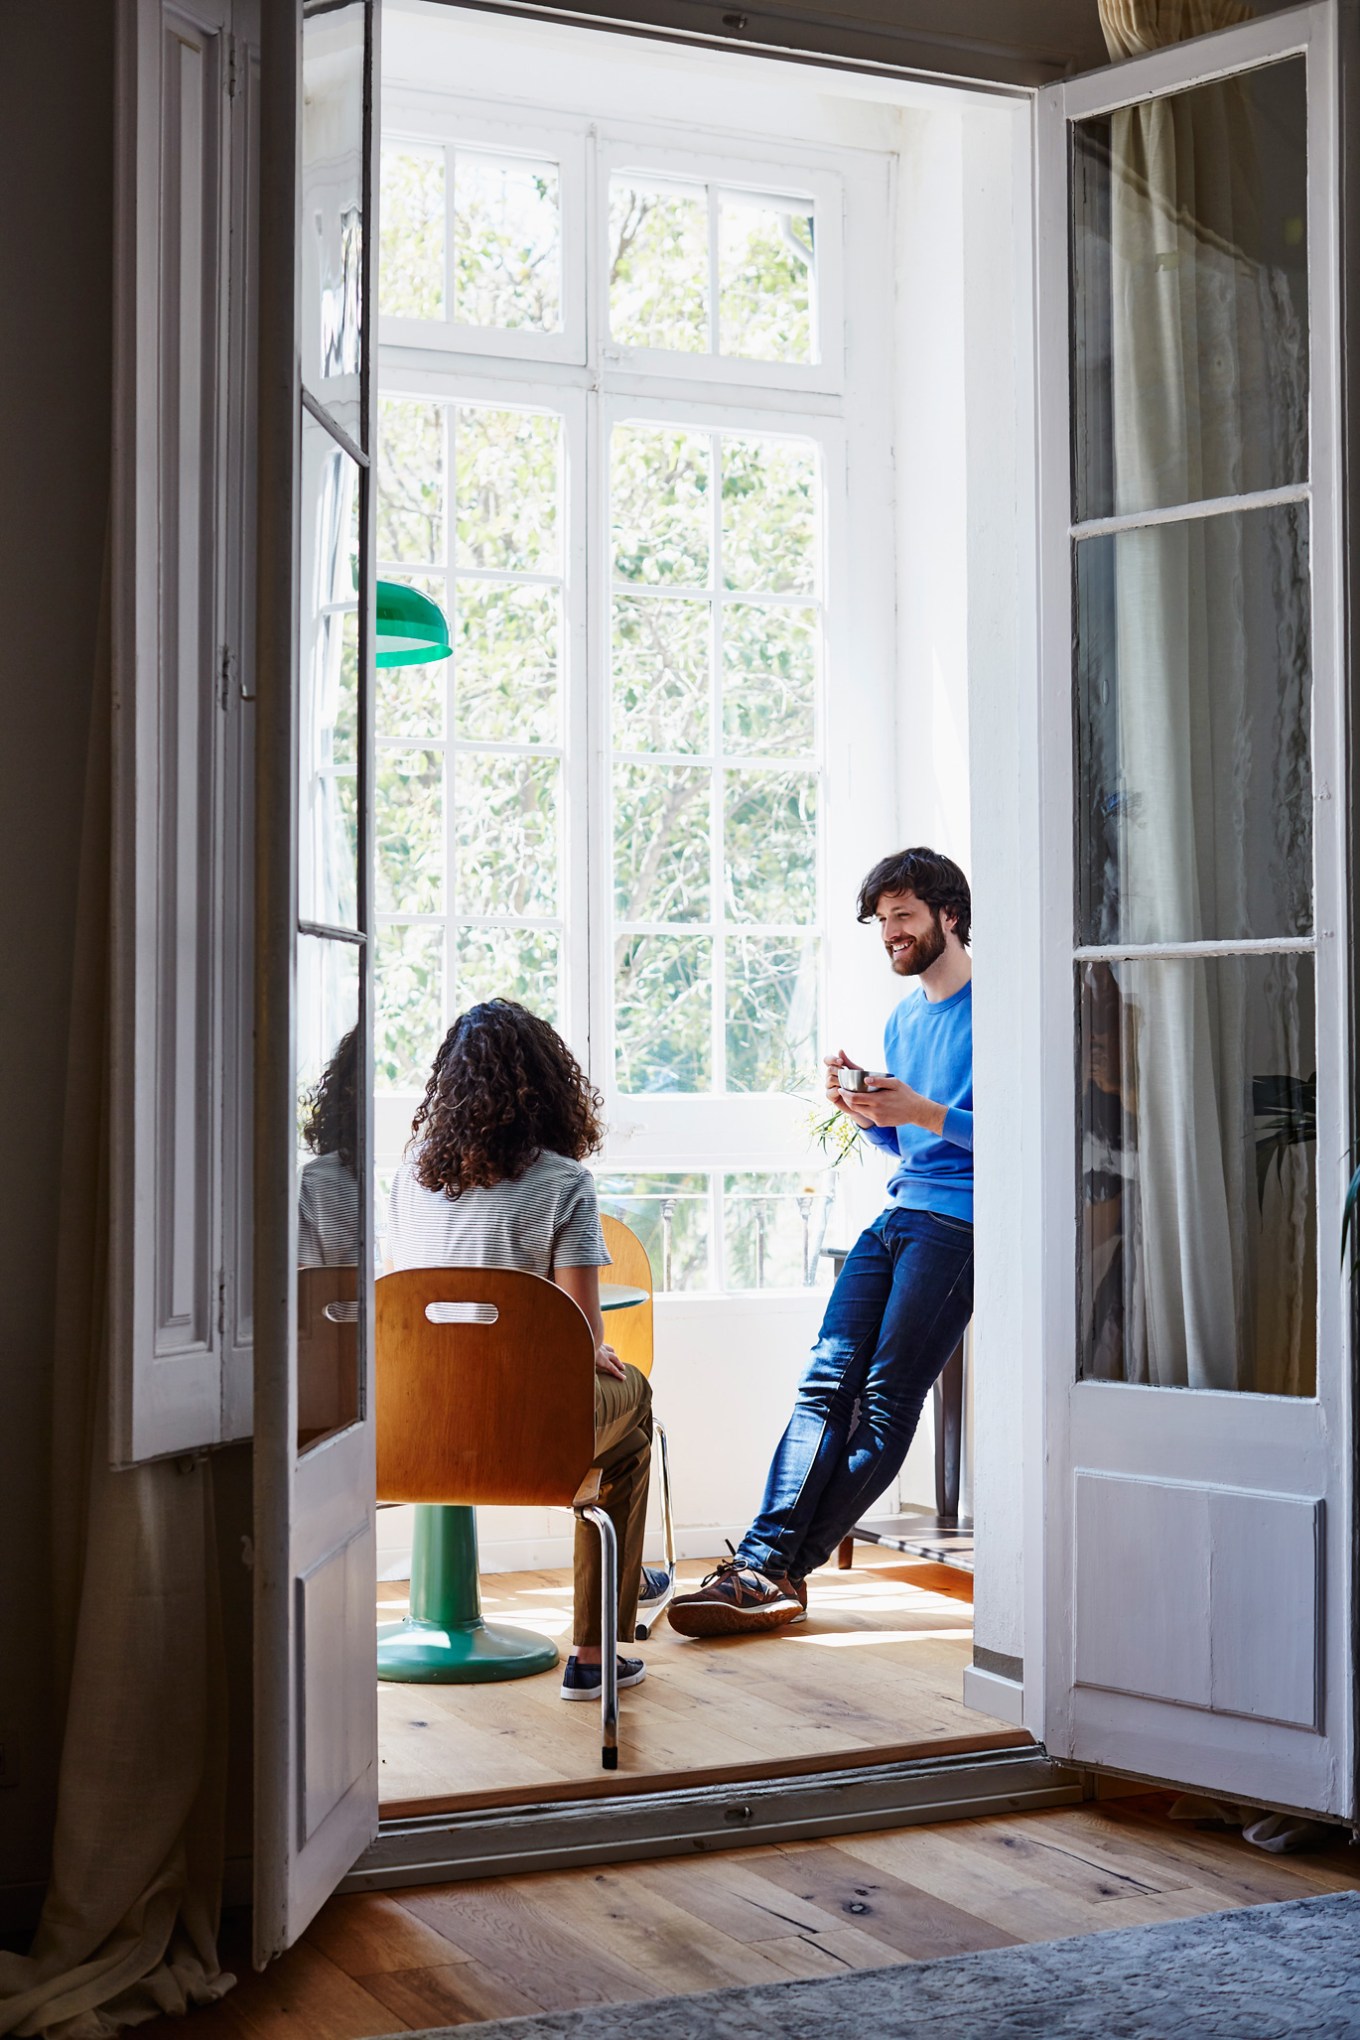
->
[380,99,588,365]
[376,93,897,1290]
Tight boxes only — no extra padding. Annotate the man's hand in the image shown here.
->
[823,1049,875,1128]
[595,1343,627,1381]
[844,1073,947,1136]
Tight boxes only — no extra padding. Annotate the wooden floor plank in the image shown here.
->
[756,1840,1023,1960]
[377,1550,1021,1816]
[141,1798,1360,2037]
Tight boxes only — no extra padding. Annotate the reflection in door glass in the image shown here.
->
[302,0,367,440]
[298,408,361,930]
[1075,501,1313,947]
[1071,57,1308,521]
[296,933,362,1452]
[1078,953,1316,1397]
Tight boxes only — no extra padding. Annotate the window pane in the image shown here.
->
[298,413,360,928]
[614,762,710,923]
[722,434,818,593]
[609,177,709,352]
[455,753,560,917]
[296,932,362,1450]
[1075,502,1311,946]
[456,406,561,574]
[725,934,819,1093]
[301,1,365,438]
[456,925,560,1025]
[1078,953,1315,1396]
[380,144,446,320]
[595,1171,712,1291]
[724,1172,831,1289]
[725,769,817,924]
[615,934,713,1093]
[454,152,561,332]
[378,398,445,567]
[1071,58,1307,522]
[455,582,561,746]
[718,196,814,364]
[722,604,816,756]
[612,425,710,588]
[375,922,443,1091]
[376,643,446,743]
[612,594,710,754]
[376,749,444,914]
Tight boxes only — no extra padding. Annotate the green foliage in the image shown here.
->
[380,147,445,319]
[454,155,560,331]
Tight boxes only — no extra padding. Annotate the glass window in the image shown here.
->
[609,423,823,1096]
[1071,58,1308,522]
[608,173,817,365]
[1075,500,1312,947]
[296,932,362,1452]
[374,395,567,1091]
[298,410,361,930]
[1078,953,1316,1397]
[379,142,563,335]
[301,1,367,440]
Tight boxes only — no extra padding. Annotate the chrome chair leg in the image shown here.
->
[582,1504,619,1770]
[634,1419,678,1640]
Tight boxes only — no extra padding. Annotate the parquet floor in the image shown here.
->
[378,1548,1025,1815]
[145,1792,1360,2036]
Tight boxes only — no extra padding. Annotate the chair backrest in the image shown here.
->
[599,1214,655,1380]
[375,1268,596,1507]
[297,1263,358,1441]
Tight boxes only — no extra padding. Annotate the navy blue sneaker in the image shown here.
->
[560,1655,646,1701]
[637,1566,673,1612]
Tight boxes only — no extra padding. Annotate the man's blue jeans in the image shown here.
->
[737,1206,975,1582]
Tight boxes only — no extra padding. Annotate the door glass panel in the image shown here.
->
[301,0,367,442]
[296,933,362,1452]
[1078,952,1316,1397]
[1075,501,1312,945]
[1071,57,1307,522]
[298,409,361,930]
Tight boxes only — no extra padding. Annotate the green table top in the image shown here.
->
[600,1282,649,1312]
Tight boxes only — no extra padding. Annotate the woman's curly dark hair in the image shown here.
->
[410,1000,605,1198]
[302,1025,360,1175]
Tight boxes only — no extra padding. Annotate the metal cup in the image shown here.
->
[838,1066,868,1093]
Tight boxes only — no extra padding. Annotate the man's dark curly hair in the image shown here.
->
[410,1000,605,1198]
[856,847,972,947]
[302,1025,360,1175]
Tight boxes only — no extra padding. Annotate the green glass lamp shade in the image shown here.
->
[375,579,452,667]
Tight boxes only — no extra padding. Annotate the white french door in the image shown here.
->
[1036,2,1354,1816]
[252,0,382,1961]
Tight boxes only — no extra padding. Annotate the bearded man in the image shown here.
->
[668,847,975,1637]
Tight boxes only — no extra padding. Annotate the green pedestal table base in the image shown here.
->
[377,1501,559,1685]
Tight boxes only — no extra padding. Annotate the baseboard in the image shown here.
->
[962,1662,1025,1729]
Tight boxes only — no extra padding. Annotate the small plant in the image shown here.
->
[1252,1071,1316,1210]
[801,1097,867,1168]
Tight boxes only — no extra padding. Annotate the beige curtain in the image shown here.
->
[0,552,233,2040]
[1094,0,1314,1396]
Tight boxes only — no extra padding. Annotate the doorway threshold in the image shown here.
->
[348,1746,1083,1892]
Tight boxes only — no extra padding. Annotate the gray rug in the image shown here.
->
[379,1891,1360,2038]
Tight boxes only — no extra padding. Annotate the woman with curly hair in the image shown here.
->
[387,1000,657,1702]
[298,1025,360,1265]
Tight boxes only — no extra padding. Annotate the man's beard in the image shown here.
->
[887,910,947,976]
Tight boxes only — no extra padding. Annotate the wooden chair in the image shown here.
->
[600,1214,676,1638]
[375,1267,627,1771]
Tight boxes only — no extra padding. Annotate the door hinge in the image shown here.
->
[226,34,239,99]
[218,643,234,708]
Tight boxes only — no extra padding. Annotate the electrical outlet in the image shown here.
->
[0,1741,18,1789]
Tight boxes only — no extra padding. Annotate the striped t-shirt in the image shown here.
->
[298,1152,360,1267]
[386,1148,611,1278]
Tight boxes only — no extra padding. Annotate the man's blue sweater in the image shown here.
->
[862,979,974,1223]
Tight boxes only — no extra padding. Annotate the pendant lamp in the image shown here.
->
[375,579,453,667]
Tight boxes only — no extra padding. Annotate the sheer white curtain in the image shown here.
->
[1095,0,1312,1393]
